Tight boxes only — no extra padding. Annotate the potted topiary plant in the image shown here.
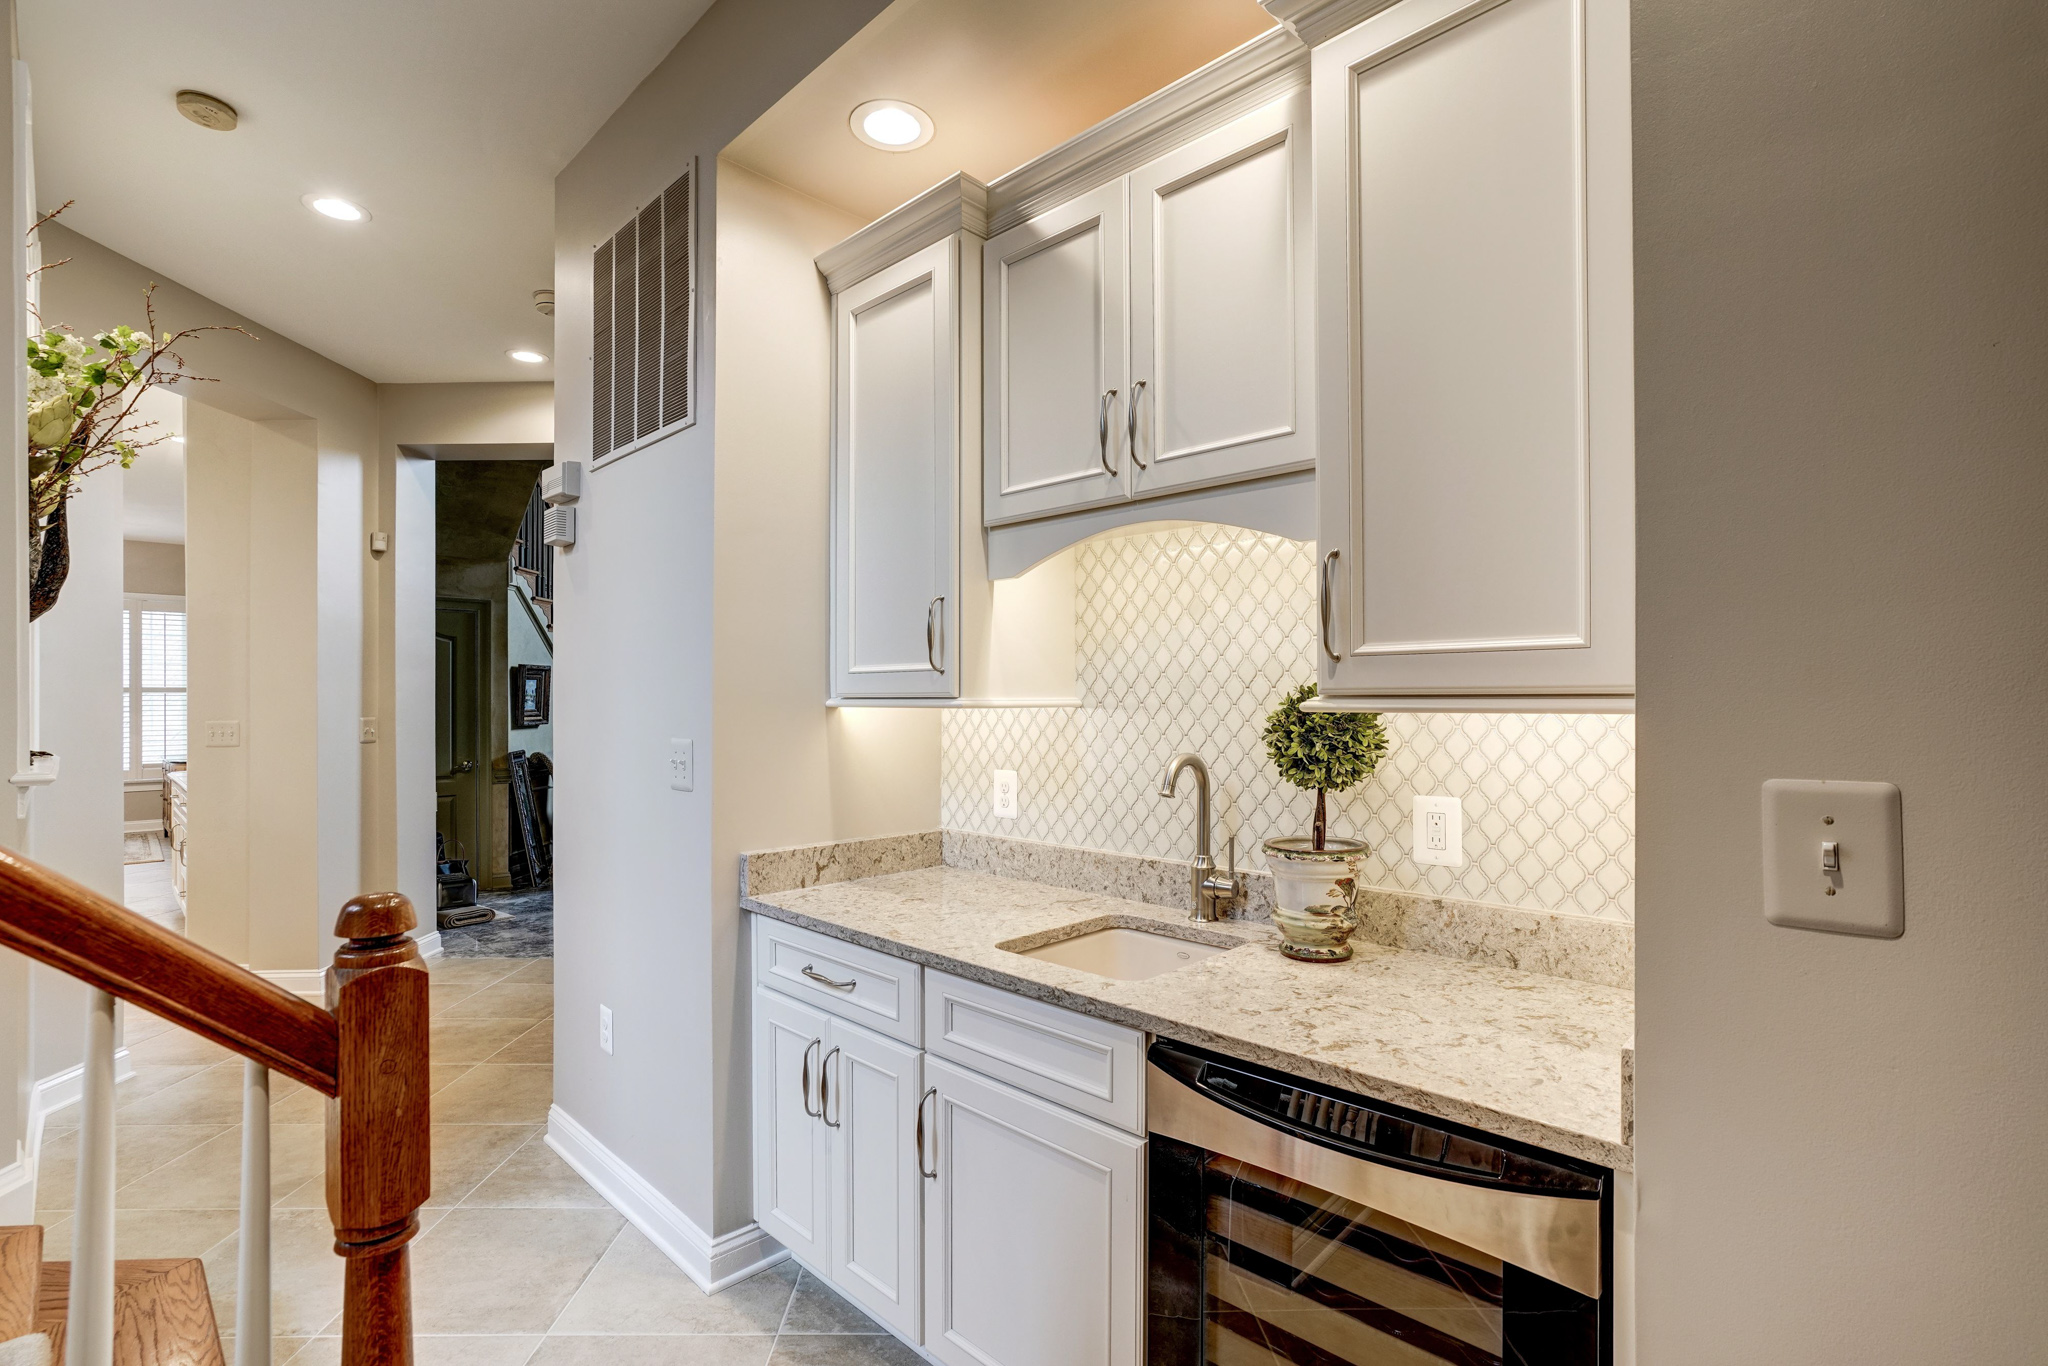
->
[1260,680,1388,962]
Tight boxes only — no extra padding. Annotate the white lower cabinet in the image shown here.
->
[752,986,833,1269]
[751,918,1148,1366]
[920,1056,1146,1366]
[826,1016,924,1338]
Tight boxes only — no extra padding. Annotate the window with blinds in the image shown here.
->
[123,596,188,780]
[592,163,695,462]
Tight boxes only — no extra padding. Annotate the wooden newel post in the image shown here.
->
[326,893,431,1366]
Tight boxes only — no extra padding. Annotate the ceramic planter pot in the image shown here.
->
[1264,836,1366,962]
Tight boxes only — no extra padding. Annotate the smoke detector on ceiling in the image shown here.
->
[175,90,238,132]
[533,289,555,317]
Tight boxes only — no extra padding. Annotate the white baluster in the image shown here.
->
[235,1061,271,1366]
[65,989,117,1366]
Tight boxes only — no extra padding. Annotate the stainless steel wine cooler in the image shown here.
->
[1147,1040,1611,1365]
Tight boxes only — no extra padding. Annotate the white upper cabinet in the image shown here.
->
[1128,87,1313,498]
[982,181,1128,525]
[831,237,962,701]
[1311,0,1635,707]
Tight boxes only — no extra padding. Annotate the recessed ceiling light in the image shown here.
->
[303,194,369,222]
[850,100,934,152]
[508,350,548,364]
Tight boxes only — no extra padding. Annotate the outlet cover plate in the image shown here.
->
[992,769,1019,819]
[1412,793,1463,867]
[1762,779,1904,937]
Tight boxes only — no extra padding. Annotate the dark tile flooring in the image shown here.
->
[440,885,553,957]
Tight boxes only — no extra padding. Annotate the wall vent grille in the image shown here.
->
[592,163,694,461]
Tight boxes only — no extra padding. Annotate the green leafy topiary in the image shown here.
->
[1262,681,1388,850]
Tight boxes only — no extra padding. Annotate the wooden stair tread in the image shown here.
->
[0,1228,42,1341]
[35,1260,223,1366]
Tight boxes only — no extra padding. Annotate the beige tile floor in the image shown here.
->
[35,949,916,1366]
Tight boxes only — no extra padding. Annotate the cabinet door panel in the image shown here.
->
[984,181,1127,525]
[833,239,957,700]
[922,1058,1144,1366]
[753,987,831,1268]
[1314,0,1634,701]
[1130,89,1313,497]
[828,1018,922,1339]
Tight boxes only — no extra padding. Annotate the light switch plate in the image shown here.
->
[992,769,1019,819]
[1762,779,1904,937]
[669,738,694,792]
[205,720,241,748]
[1412,793,1464,867]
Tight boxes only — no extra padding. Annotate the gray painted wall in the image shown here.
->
[1632,0,2048,1358]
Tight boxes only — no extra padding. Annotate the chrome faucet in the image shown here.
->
[1159,753,1245,922]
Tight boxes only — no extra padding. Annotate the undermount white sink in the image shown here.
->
[1009,925,1232,981]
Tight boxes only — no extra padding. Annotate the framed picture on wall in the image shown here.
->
[511,664,551,728]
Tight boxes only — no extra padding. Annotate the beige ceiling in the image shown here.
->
[723,0,1277,222]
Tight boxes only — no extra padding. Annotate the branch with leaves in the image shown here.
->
[1262,681,1388,850]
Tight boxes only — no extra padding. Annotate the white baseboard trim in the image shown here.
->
[123,818,166,834]
[413,930,443,960]
[20,1047,136,1216]
[255,969,327,999]
[546,1104,787,1294]
[0,1152,32,1224]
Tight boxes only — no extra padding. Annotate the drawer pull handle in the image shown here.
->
[801,965,857,991]
[820,1047,842,1128]
[801,1038,822,1119]
[916,1087,937,1179]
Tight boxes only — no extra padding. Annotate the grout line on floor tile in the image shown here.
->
[537,1222,630,1339]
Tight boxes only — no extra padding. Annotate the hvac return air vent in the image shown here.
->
[592,162,695,462]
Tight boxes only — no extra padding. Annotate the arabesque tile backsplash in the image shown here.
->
[941,524,1636,922]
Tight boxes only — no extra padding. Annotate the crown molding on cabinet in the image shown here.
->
[982,27,1309,236]
[1259,0,1407,48]
[816,173,991,293]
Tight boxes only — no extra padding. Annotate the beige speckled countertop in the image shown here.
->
[742,865,1635,1170]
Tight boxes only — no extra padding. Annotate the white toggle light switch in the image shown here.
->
[669,738,695,792]
[992,769,1019,819]
[1762,779,1904,937]
[205,720,241,748]
[1412,793,1464,867]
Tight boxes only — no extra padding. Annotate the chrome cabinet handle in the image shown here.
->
[801,1038,822,1118]
[925,596,944,673]
[820,1047,842,1128]
[802,964,856,991]
[1319,549,1341,663]
[1097,389,1119,477]
[1127,380,1147,470]
[916,1087,937,1179]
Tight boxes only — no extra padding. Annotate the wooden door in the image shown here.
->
[752,987,832,1268]
[921,1057,1144,1366]
[831,238,961,701]
[1128,88,1314,500]
[1313,0,1635,705]
[433,602,485,869]
[982,180,1128,526]
[827,1017,923,1338]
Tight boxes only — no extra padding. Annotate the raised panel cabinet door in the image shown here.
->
[753,986,832,1269]
[983,180,1129,526]
[826,1017,923,1339]
[1128,87,1314,500]
[921,1057,1144,1366]
[1314,0,1635,703]
[832,238,959,700]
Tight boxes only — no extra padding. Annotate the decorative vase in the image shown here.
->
[27,493,69,623]
[1263,836,1366,962]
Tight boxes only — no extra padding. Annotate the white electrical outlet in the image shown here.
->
[1412,793,1464,867]
[992,769,1019,819]
[205,720,241,748]
[598,1005,614,1055]
[669,738,695,792]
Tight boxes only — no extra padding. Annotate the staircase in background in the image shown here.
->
[510,485,553,636]
[0,854,431,1366]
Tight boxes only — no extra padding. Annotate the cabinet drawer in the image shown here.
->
[923,970,1145,1134]
[754,916,922,1045]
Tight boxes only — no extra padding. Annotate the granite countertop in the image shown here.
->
[742,865,1635,1170]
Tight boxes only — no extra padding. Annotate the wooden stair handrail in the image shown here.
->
[0,844,340,1095]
